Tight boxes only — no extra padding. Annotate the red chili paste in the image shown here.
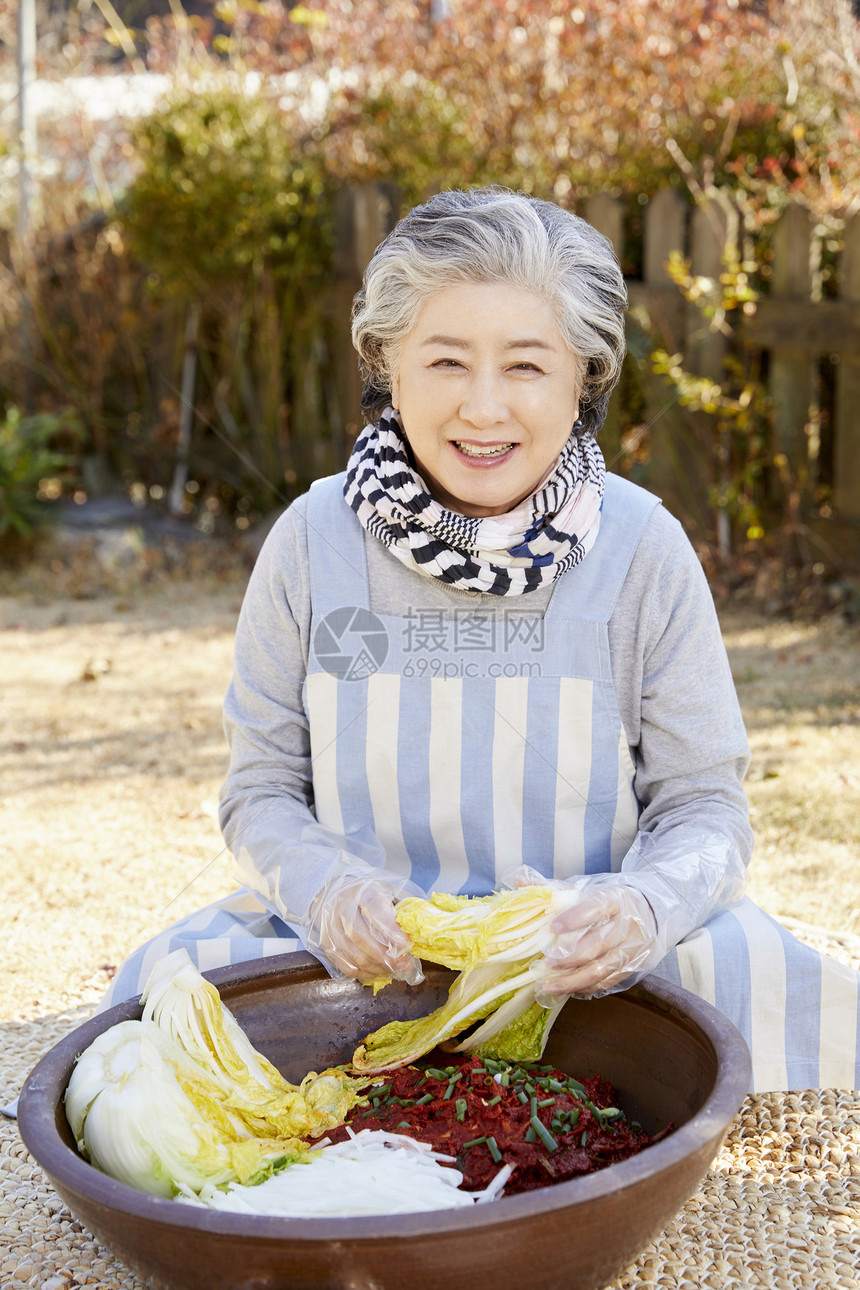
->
[328,1054,666,1196]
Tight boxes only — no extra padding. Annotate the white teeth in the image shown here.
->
[455,442,513,458]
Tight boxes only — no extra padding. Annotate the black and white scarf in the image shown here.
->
[343,408,605,596]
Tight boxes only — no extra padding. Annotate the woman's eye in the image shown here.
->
[511,362,543,373]
[431,358,464,369]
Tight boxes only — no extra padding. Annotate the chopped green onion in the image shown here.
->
[455,1098,467,1122]
[538,1097,555,1108]
[516,1090,529,1105]
[580,1129,587,1146]
[487,1136,503,1164]
[463,1136,487,1149]
[487,1094,502,1107]
[530,1096,538,1119]
[415,1093,433,1106]
[397,1120,411,1128]
[525,1125,537,1143]
[442,1076,462,1100]
[530,1116,559,1153]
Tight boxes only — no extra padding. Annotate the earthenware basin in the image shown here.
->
[18,953,751,1290]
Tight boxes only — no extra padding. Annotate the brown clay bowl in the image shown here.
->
[19,953,751,1290]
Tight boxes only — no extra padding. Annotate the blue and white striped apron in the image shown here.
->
[104,476,860,1094]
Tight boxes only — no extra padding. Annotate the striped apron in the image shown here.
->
[104,476,860,1094]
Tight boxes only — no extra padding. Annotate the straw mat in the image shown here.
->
[2,929,858,1290]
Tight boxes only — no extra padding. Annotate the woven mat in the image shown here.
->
[2,935,859,1290]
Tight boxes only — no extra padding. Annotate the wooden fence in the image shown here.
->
[330,185,860,568]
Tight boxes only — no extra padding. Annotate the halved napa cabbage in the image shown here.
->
[66,951,368,1197]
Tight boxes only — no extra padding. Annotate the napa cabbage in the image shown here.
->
[353,886,576,1073]
[65,951,368,1198]
[64,1020,310,1197]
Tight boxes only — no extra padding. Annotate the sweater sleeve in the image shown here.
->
[218,496,386,928]
[608,506,753,958]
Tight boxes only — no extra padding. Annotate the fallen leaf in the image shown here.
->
[80,657,112,681]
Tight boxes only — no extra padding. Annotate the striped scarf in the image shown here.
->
[343,408,605,596]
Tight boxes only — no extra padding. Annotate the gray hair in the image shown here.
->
[351,186,627,437]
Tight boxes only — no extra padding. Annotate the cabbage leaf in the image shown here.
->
[353,886,577,1074]
[141,949,363,1140]
[395,886,564,969]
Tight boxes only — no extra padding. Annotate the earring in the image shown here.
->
[572,417,584,432]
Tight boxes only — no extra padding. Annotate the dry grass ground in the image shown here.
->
[726,607,860,942]
[1,547,858,1290]
[1,548,858,1025]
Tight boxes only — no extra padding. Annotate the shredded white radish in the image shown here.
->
[176,1129,513,1217]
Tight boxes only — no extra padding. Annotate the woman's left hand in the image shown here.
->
[538,883,658,997]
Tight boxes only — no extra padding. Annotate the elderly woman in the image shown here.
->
[104,187,859,1094]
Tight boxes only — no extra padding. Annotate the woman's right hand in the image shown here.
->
[306,873,424,986]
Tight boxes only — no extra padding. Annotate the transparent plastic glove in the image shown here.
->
[505,867,657,1000]
[305,873,424,987]
[538,879,658,998]
[618,830,749,958]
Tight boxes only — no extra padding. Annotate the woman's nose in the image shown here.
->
[458,373,508,428]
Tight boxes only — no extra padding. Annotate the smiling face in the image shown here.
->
[390,282,584,519]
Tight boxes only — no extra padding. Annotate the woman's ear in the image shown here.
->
[390,373,400,411]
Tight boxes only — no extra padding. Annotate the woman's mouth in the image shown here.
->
[453,441,515,459]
